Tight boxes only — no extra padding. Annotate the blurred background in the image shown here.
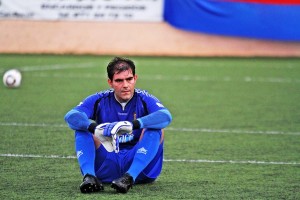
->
[1,0,300,57]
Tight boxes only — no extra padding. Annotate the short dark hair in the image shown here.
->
[107,57,136,80]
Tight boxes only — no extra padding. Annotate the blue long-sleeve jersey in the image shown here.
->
[65,89,172,149]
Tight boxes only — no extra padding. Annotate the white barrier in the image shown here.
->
[0,0,163,21]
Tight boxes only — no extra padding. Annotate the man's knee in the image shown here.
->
[139,129,163,143]
[75,130,93,140]
[75,131,100,148]
[93,135,101,149]
[93,133,115,152]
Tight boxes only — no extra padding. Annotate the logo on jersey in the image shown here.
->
[76,150,83,158]
[118,112,128,116]
[156,102,164,108]
[137,147,147,155]
[118,133,134,143]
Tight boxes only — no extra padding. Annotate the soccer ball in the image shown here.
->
[3,69,22,88]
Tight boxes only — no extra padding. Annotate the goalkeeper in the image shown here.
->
[64,57,172,194]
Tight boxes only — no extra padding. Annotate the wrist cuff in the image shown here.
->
[131,119,141,130]
[88,123,97,133]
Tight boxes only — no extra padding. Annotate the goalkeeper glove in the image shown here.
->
[110,121,133,135]
[94,123,120,153]
[110,121,133,153]
[95,121,132,137]
[94,123,110,137]
[91,121,133,136]
[93,121,132,153]
[112,133,119,153]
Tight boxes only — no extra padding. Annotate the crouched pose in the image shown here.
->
[64,57,172,193]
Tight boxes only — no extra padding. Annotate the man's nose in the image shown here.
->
[123,80,129,87]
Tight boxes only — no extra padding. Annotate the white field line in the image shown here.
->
[0,62,96,73]
[166,127,300,136]
[2,61,298,83]
[142,75,300,84]
[1,60,297,74]
[0,122,300,136]
[1,122,299,165]
[147,62,298,69]
[28,73,300,84]
[21,62,97,71]
[0,153,299,165]
[0,122,67,128]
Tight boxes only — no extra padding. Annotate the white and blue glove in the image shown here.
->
[97,121,133,137]
[101,122,117,137]
[94,123,118,153]
[94,122,110,136]
[112,133,119,153]
[110,121,133,135]
[94,121,133,153]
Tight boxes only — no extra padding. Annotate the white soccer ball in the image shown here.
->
[3,69,22,88]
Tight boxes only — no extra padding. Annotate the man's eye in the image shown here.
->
[115,79,123,83]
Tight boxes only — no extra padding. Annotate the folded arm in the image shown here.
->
[64,109,91,131]
[64,108,172,134]
[132,109,172,130]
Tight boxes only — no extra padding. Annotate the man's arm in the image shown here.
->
[64,109,94,132]
[132,109,172,130]
[86,108,172,135]
[65,107,172,134]
[64,109,124,136]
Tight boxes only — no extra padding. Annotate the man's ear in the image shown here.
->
[134,74,138,82]
[108,79,113,87]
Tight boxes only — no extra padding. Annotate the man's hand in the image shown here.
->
[93,121,133,153]
[94,123,111,137]
[94,122,120,153]
[101,122,117,137]
[111,121,133,135]
[94,121,132,137]
[112,134,119,153]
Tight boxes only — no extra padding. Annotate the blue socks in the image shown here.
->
[75,131,96,177]
[127,129,161,181]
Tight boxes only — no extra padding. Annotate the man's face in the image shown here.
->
[108,69,137,103]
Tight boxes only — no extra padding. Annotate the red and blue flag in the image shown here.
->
[164,0,300,41]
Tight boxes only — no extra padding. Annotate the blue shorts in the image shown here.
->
[94,139,164,183]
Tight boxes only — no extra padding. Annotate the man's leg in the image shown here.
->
[75,131,104,193]
[126,129,161,179]
[75,131,97,176]
[111,129,162,193]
